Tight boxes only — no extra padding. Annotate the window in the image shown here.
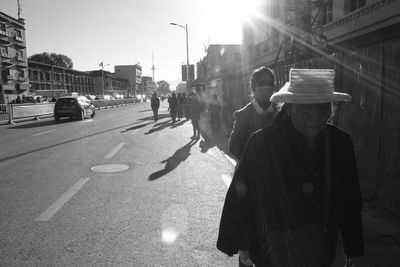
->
[0,46,8,56]
[0,23,7,35]
[324,0,333,24]
[350,0,366,12]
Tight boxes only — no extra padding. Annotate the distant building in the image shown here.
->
[140,76,157,96]
[114,64,142,96]
[28,61,94,98]
[0,11,29,103]
[87,70,129,97]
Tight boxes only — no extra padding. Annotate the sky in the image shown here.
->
[2,0,245,89]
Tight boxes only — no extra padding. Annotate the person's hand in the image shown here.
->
[345,256,363,267]
[239,250,253,266]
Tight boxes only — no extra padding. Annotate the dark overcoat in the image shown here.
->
[228,101,273,160]
[217,117,364,266]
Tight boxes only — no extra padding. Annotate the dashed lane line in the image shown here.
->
[32,129,55,136]
[35,177,90,222]
[105,142,125,159]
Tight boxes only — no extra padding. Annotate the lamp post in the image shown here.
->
[170,22,190,92]
[100,61,110,97]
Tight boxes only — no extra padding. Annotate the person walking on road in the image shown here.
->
[150,92,160,122]
[189,91,202,139]
[184,92,191,120]
[228,66,277,267]
[169,92,179,122]
[209,94,222,132]
[217,68,364,267]
[177,93,184,121]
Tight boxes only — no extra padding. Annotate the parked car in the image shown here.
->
[54,96,95,121]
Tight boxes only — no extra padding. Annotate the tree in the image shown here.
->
[157,80,170,95]
[28,52,74,69]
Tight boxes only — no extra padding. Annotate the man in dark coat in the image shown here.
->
[150,92,160,122]
[229,67,276,161]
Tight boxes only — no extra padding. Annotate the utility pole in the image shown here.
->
[151,50,155,82]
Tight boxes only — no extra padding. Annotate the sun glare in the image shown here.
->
[201,0,264,43]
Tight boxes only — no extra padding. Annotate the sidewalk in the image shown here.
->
[198,110,400,267]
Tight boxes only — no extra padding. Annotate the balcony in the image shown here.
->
[15,36,24,42]
[1,51,11,58]
[0,30,8,37]
[323,0,400,44]
[15,54,25,62]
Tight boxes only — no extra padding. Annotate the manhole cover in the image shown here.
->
[91,164,129,173]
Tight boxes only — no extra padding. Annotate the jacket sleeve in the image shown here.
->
[217,143,252,256]
[336,133,364,257]
[228,110,248,160]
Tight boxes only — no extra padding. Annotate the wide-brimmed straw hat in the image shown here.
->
[270,69,351,104]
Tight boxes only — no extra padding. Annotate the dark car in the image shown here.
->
[54,96,95,121]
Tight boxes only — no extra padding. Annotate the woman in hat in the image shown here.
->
[217,69,364,267]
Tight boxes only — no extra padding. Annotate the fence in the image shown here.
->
[0,98,143,125]
[273,38,400,214]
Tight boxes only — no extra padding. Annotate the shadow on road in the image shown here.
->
[138,113,170,122]
[148,138,199,181]
[7,117,80,128]
[169,119,188,129]
[139,109,152,112]
[144,120,174,135]
[121,121,152,133]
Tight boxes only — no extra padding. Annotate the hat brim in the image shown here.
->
[270,83,352,104]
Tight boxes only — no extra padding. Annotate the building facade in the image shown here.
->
[140,76,157,96]
[114,64,142,97]
[28,61,94,98]
[194,44,242,128]
[241,0,400,214]
[0,11,29,104]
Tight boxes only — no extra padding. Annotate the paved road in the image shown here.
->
[0,101,237,266]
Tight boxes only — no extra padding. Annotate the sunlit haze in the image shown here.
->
[1,0,249,89]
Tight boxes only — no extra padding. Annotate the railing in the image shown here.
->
[0,98,144,125]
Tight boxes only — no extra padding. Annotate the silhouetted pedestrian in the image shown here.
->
[228,66,277,267]
[169,93,179,122]
[189,91,202,138]
[177,93,184,120]
[209,94,222,132]
[150,92,160,122]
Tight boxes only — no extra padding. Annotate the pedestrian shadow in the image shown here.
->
[148,138,199,181]
[121,121,152,133]
[169,119,187,128]
[144,120,174,135]
[138,113,170,122]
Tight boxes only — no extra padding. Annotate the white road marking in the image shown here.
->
[35,177,90,222]
[32,129,55,136]
[220,174,232,188]
[105,142,125,159]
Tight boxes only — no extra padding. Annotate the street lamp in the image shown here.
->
[170,22,190,92]
[99,61,110,97]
